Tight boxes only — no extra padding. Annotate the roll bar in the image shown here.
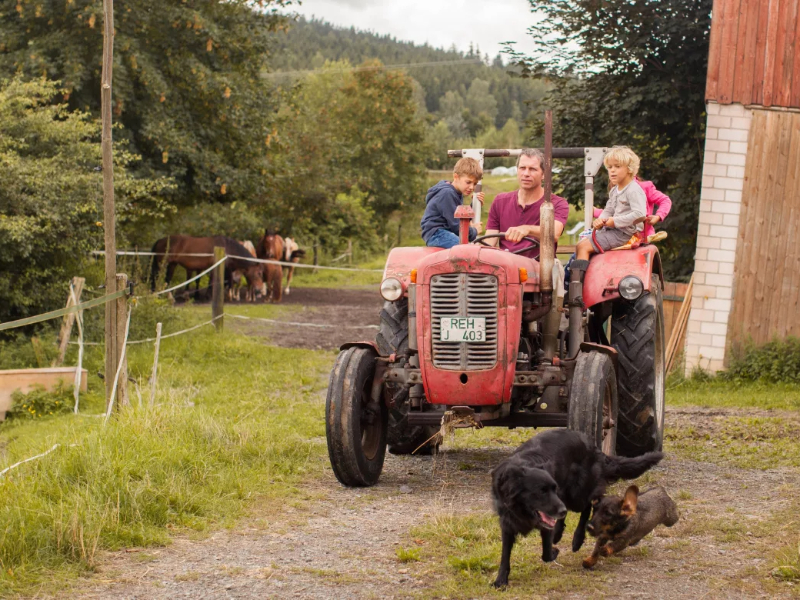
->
[447,146,608,229]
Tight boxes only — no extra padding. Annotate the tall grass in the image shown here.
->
[0,328,333,594]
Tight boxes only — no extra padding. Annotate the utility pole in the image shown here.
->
[102,0,117,408]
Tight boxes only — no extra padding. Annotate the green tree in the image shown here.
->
[268,61,428,246]
[0,0,292,204]
[0,77,173,322]
[465,78,498,125]
[508,0,712,279]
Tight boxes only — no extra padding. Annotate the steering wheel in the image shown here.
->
[474,233,539,256]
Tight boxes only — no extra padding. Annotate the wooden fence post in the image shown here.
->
[102,0,117,406]
[212,247,225,332]
[313,240,319,274]
[347,239,353,265]
[115,273,129,408]
[150,322,162,405]
[53,276,85,367]
[397,224,402,247]
[72,283,85,414]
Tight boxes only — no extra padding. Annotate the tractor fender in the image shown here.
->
[383,246,445,295]
[579,342,619,379]
[582,245,663,309]
[339,341,382,355]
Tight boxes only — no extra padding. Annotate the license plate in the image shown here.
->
[439,317,486,343]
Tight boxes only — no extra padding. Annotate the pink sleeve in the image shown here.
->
[641,180,672,221]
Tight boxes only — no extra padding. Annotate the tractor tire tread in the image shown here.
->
[611,275,665,457]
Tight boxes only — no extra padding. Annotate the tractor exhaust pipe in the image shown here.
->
[539,110,555,295]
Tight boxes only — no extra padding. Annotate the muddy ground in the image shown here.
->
[70,288,799,599]
[228,287,382,351]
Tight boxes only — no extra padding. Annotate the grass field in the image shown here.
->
[0,314,334,595]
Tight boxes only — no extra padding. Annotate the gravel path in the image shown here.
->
[72,413,800,599]
[67,289,800,599]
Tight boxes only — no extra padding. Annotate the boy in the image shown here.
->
[576,146,646,262]
[421,157,484,249]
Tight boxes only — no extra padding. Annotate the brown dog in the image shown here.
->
[583,485,679,569]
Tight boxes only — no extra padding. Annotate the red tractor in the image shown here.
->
[326,127,665,487]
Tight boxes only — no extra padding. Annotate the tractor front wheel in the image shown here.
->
[611,274,666,456]
[326,347,388,487]
[377,299,439,455]
[568,352,618,455]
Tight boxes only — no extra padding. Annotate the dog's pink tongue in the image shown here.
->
[538,511,556,527]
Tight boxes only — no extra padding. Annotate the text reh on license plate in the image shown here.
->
[440,317,485,342]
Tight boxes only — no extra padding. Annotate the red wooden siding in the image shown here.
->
[706,0,800,108]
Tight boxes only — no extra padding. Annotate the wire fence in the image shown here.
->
[1,242,386,474]
[93,249,385,273]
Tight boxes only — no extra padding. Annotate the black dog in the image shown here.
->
[491,429,664,587]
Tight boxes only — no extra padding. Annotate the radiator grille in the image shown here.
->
[430,273,498,370]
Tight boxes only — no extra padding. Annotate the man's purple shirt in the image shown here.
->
[487,191,570,259]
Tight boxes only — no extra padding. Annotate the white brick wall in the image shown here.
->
[684,101,752,375]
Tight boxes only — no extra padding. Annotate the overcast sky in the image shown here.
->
[285,0,540,61]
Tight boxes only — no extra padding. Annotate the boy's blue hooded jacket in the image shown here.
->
[420,181,477,243]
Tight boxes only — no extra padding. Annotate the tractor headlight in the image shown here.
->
[618,276,644,301]
[380,277,403,302]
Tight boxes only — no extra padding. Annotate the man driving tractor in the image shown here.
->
[422,148,569,256]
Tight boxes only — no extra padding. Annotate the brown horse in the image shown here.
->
[256,229,284,302]
[150,235,263,299]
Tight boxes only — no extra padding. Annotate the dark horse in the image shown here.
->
[149,235,264,299]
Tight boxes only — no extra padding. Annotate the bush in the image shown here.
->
[0,77,173,324]
[7,384,73,421]
[719,338,800,384]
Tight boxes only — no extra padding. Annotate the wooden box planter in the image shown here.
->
[0,368,87,420]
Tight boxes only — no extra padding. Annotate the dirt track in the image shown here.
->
[70,288,800,599]
[229,287,382,351]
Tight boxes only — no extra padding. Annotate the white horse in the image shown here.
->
[282,238,305,295]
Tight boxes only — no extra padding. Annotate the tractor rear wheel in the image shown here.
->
[611,274,666,456]
[568,352,618,454]
[326,347,387,487]
[376,299,439,455]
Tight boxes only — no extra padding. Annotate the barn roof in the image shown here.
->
[706,0,800,108]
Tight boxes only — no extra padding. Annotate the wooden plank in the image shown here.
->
[792,4,800,107]
[762,0,781,106]
[778,0,798,107]
[787,115,800,335]
[730,0,750,102]
[706,0,726,101]
[212,246,225,332]
[666,275,693,373]
[729,109,766,345]
[751,0,773,105]
[115,273,129,408]
[764,112,794,340]
[52,276,84,367]
[0,368,88,420]
[771,0,792,107]
[776,114,800,336]
[718,0,742,103]
[752,111,785,344]
[662,281,677,341]
[735,0,762,103]
[775,113,800,336]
